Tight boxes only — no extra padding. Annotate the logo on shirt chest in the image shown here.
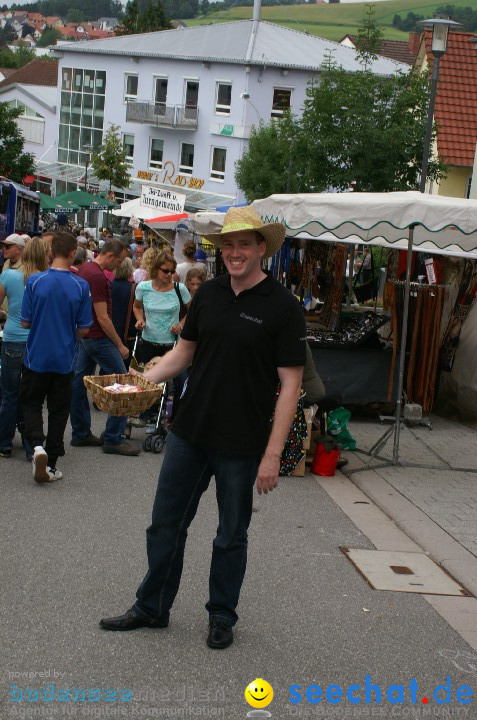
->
[240,312,263,325]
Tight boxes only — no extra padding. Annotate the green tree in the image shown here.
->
[235,64,447,200]
[235,113,305,202]
[0,102,35,182]
[37,27,64,46]
[115,0,139,33]
[355,4,383,70]
[300,63,446,193]
[139,0,169,31]
[116,0,170,34]
[11,46,36,67]
[66,8,86,22]
[0,23,17,46]
[90,124,131,193]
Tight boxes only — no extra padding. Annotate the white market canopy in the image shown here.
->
[112,197,162,221]
[250,192,477,253]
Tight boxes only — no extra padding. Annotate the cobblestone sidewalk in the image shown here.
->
[347,415,477,557]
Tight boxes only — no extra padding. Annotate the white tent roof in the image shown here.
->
[190,194,477,258]
[112,197,163,221]
[251,192,477,253]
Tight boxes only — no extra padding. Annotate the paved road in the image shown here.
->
[2,411,477,719]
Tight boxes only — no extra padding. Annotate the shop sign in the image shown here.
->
[140,185,186,214]
[137,161,205,191]
[219,124,234,136]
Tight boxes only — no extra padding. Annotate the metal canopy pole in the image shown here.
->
[392,225,415,464]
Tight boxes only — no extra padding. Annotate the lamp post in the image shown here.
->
[417,17,461,193]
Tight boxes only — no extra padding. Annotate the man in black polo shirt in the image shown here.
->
[100,206,306,648]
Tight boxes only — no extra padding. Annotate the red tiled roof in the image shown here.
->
[0,59,58,88]
[340,34,417,65]
[378,39,416,65]
[55,26,82,38]
[424,30,477,167]
[0,67,17,78]
[85,29,111,38]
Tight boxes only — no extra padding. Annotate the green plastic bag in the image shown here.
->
[327,407,356,450]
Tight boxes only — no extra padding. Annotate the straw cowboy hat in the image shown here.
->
[203,206,285,259]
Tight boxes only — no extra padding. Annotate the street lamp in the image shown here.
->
[83,143,93,192]
[417,17,462,193]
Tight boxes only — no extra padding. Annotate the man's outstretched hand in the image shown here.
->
[256,453,280,495]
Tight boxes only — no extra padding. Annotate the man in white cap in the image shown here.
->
[100,206,306,649]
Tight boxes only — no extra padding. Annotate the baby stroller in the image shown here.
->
[125,334,173,454]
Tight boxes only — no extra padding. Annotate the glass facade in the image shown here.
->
[58,67,106,166]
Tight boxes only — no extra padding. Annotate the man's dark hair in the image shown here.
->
[51,230,77,259]
[100,239,126,257]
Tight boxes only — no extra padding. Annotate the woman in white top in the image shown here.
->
[174,239,206,284]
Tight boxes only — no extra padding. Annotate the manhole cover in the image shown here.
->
[341,549,469,596]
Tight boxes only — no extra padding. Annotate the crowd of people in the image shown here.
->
[0,226,207,482]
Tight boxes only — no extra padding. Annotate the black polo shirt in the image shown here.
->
[173,273,306,457]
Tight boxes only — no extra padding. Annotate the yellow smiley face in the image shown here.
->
[244,678,274,709]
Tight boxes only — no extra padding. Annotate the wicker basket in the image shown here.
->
[83,374,163,417]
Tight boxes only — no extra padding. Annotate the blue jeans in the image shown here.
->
[134,432,260,627]
[70,337,127,446]
[0,341,32,456]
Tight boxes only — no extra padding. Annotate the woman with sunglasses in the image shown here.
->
[133,250,191,366]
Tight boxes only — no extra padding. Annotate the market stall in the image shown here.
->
[250,191,477,464]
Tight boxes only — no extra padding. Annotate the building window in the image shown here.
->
[210,147,226,181]
[154,77,168,107]
[215,82,231,115]
[124,73,138,102]
[58,67,106,166]
[184,79,199,109]
[150,138,164,170]
[7,99,42,118]
[123,133,135,161]
[179,143,194,175]
[271,88,292,118]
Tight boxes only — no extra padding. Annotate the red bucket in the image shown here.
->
[311,442,340,477]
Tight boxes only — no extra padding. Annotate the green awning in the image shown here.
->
[54,190,116,210]
[37,192,80,213]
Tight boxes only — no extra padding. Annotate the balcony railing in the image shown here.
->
[126,100,198,130]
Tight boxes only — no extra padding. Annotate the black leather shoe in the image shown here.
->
[99,608,168,631]
[206,621,234,649]
[71,434,103,447]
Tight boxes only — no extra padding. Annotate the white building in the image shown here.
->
[39,19,405,210]
[0,59,58,194]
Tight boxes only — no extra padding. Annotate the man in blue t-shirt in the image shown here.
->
[20,231,92,484]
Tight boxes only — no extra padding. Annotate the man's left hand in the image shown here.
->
[256,454,280,495]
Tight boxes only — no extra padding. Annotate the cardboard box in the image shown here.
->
[290,456,306,477]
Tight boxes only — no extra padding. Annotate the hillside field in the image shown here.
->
[184,0,477,41]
